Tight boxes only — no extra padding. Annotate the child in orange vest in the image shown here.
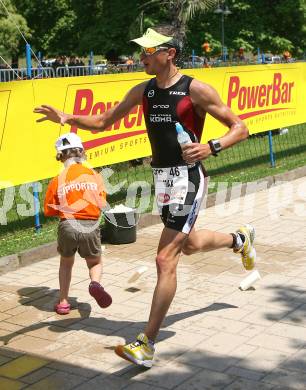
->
[44,132,112,314]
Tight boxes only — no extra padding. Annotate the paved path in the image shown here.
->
[0,177,305,389]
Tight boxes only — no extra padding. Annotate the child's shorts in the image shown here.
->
[57,219,101,258]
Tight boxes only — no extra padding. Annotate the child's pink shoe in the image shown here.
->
[89,282,112,308]
[54,302,71,315]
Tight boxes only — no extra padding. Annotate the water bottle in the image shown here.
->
[175,122,195,167]
[175,122,192,146]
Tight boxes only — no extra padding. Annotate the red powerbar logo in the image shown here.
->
[227,73,295,119]
[69,89,146,150]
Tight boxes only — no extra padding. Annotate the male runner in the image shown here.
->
[34,28,256,368]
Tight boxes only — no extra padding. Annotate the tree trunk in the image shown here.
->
[11,55,19,69]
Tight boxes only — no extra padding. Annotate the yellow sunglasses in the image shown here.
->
[141,46,169,56]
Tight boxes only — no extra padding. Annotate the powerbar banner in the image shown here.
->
[0,63,305,189]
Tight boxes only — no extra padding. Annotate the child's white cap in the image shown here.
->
[55,133,84,152]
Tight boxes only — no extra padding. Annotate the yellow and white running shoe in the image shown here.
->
[115,333,155,368]
[234,224,256,270]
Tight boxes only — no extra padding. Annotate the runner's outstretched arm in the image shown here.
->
[34,82,147,131]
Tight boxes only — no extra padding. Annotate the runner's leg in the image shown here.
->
[182,227,233,255]
[144,227,187,341]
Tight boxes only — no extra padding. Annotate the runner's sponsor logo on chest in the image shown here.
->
[169,91,186,96]
[149,114,172,123]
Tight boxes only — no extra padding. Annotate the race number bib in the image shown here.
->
[153,166,188,206]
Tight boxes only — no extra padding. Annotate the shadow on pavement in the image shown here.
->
[264,284,306,324]
[17,286,92,317]
[1,285,306,388]
[0,291,237,346]
[1,340,305,389]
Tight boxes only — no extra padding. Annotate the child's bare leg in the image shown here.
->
[86,256,112,308]
[85,256,102,282]
[59,255,75,305]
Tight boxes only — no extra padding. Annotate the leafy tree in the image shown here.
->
[0,0,30,65]
[9,0,306,61]
[251,0,305,55]
[13,0,77,55]
[186,0,305,58]
[14,0,142,59]
[73,0,142,59]
[69,0,104,56]
[142,0,218,43]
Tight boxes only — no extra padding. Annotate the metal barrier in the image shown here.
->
[113,63,141,73]
[0,69,17,82]
[54,63,143,77]
[0,67,54,82]
[55,66,92,77]
[31,67,54,79]
[0,63,143,82]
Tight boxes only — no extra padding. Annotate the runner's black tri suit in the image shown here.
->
[143,75,207,233]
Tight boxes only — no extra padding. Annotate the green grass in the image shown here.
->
[0,221,58,257]
[0,124,305,257]
[205,126,306,189]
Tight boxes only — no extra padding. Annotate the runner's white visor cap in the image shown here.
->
[130,28,173,47]
[55,133,84,152]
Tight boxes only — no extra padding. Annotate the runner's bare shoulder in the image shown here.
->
[125,81,150,104]
[190,78,220,103]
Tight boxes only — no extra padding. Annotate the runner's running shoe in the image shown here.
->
[234,224,256,270]
[115,333,155,368]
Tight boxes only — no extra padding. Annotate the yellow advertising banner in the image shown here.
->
[194,64,305,141]
[0,63,305,189]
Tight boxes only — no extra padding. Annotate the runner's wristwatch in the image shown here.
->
[208,139,222,157]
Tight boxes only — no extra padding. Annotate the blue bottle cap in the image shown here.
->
[175,122,184,133]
